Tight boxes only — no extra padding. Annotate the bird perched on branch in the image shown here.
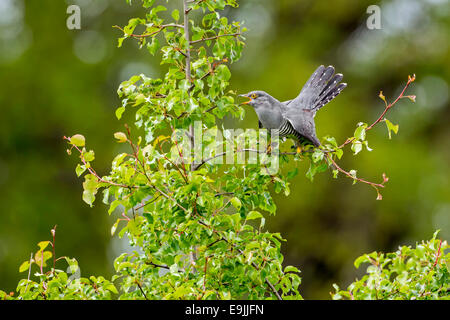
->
[240,65,347,148]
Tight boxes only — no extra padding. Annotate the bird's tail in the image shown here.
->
[308,66,347,113]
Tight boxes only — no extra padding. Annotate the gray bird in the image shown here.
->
[240,65,347,147]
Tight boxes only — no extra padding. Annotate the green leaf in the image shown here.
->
[230,197,241,210]
[37,241,50,251]
[349,169,357,184]
[65,257,79,274]
[306,161,327,182]
[112,153,128,168]
[171,9,180,21]
[246,211,263,220]
[70,134,85,147]
[385,119,399,139]
[19,261,30,273]
[115,106,126,120]
[108,200,122,215]
[354,254,368,268]
[114,132,128,143]
[75,164,86,177]
[334,148,343,159]
[83,190,96,207]
[216,64,231,81]
[284,266,300,273]
[332,169,339,179]
[147,37,159,55]
[312,149,324,162]
[351,140,363,155]
[83,150,95,162]
[105,283,118,294]
[111,219,121,236]
[354,123,367,141]
[82,174,99,207]
[34,250,52,267]
[117,37,125,48]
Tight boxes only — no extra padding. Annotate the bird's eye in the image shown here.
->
[251,93,257,99]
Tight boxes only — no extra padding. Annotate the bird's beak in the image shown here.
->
[239,94,252,105]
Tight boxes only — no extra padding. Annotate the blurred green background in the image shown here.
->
[0,0,448,299]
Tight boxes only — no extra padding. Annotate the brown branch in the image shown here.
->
[64,136,134,189]
[214,192,235,197]
[183,0,198,172]
[367,75,415,131]
[147,261,170,269]
[158,139,189,184]
[24,253,33,294]
[183,1,192,83]
[265,278,283,300]
[133,195,161,211]
[338,75,416,149]
[205,105,218,113]
[113,24,184,39]
[188,58,228,93]
[322,75,416,198]
[202,257,209,292]
[326,153,386,190]
[193,148,298,171]
[190,33,242,45]
[51,225,56,274]
[135,281,149,300]
[146,261,185,273]
[433,239,443,268]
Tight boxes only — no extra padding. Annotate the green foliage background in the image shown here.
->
[0,0,448,299]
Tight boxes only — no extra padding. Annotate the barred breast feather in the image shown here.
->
[275,119,316,146]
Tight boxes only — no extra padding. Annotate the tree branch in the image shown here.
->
[193,148,298,171]
[338,75,416,149]
[190,33,242,45]
[113,24,184,39]
[326,153,387,195]
[135,281,149,300]
[64,136,135,189]
[183,1,192,83]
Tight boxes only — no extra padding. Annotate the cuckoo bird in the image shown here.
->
[240,65,347,148]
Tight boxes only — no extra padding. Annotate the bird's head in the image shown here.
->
[238,91,273,109]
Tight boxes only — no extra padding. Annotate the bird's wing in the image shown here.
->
[285,65,346,116]
[285,113,321,146]
[279,100,290,114]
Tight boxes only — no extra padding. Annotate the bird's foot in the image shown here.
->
[266,141,279,154]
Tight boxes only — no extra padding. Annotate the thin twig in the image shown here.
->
[190,33,241,45]
[113,24,184,39]
[433,239,443,268]
[51,225,56,274]
[338,75,415,149]
[24,253,33,294]
[326,153,385,189]
[135,281,149,300]
[64,136,134,189]
[133,195,161,211]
